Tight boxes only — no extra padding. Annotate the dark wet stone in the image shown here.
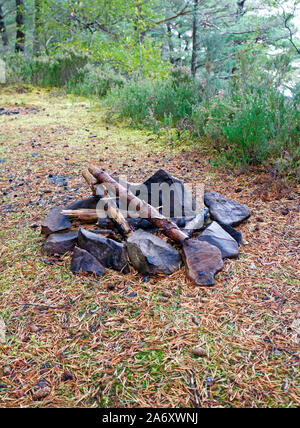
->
[44,231,78,256]
[62,371,74,382]
[281,208,290,216]
[203,207,210,224]
[204,192,250,226]
[48,174,70,187]
[78,228,129,274]
[36,378,48,389]
[127,230,182,275]
[41,206,71,236]
[128,292,137,298]
[0,108,19,116]
[70,247,106,277]
[183,240,223,286]
[218,223,242,246]
[66,196,101,211]
[206,376,214,386]
[98,216,193,232]
[197,222,239,259]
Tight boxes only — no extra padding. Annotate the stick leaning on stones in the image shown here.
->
[62,166,222,286]
[87,166,223,286]
[81,168,133,237]
[88,165,189,245]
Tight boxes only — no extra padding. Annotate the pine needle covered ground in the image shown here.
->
[0,87,299,408]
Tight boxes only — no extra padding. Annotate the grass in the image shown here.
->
[0,86,299,408]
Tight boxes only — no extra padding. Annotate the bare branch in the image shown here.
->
[283,8,300,54]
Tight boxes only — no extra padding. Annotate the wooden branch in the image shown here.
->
[62,209,99,223]
[82,170,98,196]
[283,10,300,54]
[105,201,133,237]
[82,169,132,237]
[62,205,132,238]
[88,166,189,245]
[152,5,192,27]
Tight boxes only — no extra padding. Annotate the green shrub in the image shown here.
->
[66,63,126,98]
[3,53,299,176]
[192,87,300,167]
[5,51,89,87]
[107,71,203,128]
[4,53,127,98]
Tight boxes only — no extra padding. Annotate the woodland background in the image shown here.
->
[0,0,300,174]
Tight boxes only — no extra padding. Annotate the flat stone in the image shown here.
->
[66,196,101,211]
[78,228,129,273]
[48,174,69,187]
[204,192,250,226]
[197,222,239,259]
[218,223,242,246]
[41,206,71,236]
[44,231,78,256]
[127,230,182,275]
[71,247,106,277]
[183,240,223,286]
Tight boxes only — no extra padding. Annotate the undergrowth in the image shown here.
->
[2,54,300,178]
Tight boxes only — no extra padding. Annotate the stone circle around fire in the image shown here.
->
[41,168,250,286]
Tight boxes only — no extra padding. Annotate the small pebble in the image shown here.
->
[192,316,201,326]
[62,371,73,382]
[281,208,290,216]
[29,324,39,333]
[3,366,12,376]
[192,347,207,357]
[162,290,172,298]
[32,387,51,400]
[206,376,214,386]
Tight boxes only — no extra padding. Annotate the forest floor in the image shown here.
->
[0,86,299,408]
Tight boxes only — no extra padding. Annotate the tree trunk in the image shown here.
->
[167,23,175,64]
[15,0,25,53]
[88,166,189,245]
[236,1,246,22]
[191,0,199,77]
[0,2,8,46]
[33,0,42,54]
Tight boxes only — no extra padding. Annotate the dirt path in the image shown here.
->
[0,87,299,408]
